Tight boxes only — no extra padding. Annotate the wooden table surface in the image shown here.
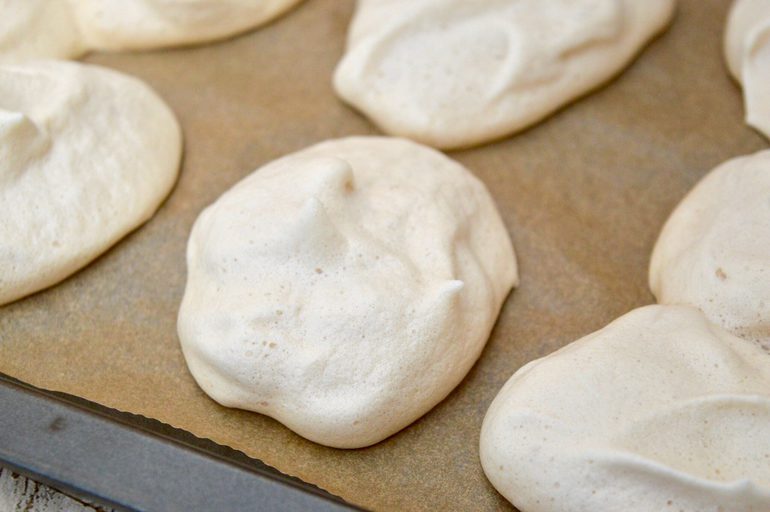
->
[0,467,112,512]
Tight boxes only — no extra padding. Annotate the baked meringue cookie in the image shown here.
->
[0,60,181,305]
[0,0,302,62]
[0,0,85,63]
[333,0,675,149]
[178,136,517,448]
[73,0,304,52]
[650,150,770,350]
[725,0,770,139]
[480,305,770,512]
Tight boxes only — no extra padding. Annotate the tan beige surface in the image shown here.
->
[0,1,766,511]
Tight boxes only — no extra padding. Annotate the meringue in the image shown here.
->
[650,150,770,349]
[0,0,85,63]
[480,305,770,512]
[333,0,675,149]
[0,60,181,305]
[73,0,303,53]
[725,0,770,139]
[178,136,517,448]
[0,0,302,62]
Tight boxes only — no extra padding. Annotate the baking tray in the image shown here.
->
[0,372,361,511]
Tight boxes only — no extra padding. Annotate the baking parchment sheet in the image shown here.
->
[0,1,766,510]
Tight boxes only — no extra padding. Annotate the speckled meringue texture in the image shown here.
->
[0,0,303,62]
[178,136,518,448]
[650,150,770,350]
[0,60,181,305]
[333,0,675,150]
[481,305,770,512]
[725,0,770,140]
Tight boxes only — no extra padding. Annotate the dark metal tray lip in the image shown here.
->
[0,371,364,512]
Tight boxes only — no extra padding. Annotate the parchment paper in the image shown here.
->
[1,1,766,510]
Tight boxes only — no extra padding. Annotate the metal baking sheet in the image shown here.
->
[0,373,360,511]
